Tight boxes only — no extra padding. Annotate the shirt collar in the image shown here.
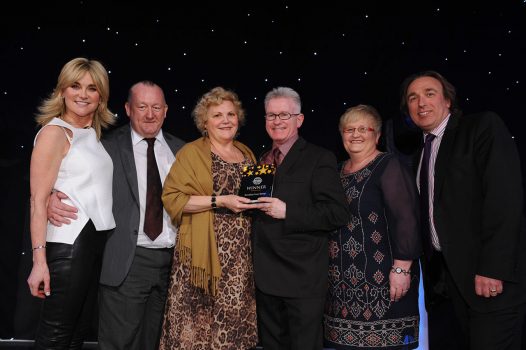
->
[130,125,166,147]
[273,134,299,157]
[424,113,450,139]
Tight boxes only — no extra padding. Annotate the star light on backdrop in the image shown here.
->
[0,0,525,342]
[1,1,525,161]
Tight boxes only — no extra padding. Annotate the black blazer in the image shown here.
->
[252,137,348,298]
[99,123,185,286]
[423,111,526,312]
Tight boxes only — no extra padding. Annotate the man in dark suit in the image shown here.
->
[48,81,185,349]
[252,87,348,349]
[401,70,526,349]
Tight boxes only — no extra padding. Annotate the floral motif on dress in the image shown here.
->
[324,153,419,349]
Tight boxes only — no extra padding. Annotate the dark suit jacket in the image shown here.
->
[252,137,348,298]
[423,111,526,312]
[99,123,185,286]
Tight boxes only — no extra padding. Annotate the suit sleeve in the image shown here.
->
[285,151,349,232]
[476,112,523,281]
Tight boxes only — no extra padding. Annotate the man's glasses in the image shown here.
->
[343,126,376,134]
[264,112,301,121]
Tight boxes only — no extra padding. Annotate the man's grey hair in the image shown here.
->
[264,87,301,112]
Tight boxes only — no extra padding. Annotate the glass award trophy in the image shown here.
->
[238,164,276,202]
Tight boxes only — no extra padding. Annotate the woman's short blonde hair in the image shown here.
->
[339,104,382,133]
[192,87,245,136]
[35,57,115,139]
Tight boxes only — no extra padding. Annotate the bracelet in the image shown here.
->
[211,194,217,209]
[391,266,411,276]
[32,245,47,251]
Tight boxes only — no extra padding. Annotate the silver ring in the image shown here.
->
[490,289,497,293]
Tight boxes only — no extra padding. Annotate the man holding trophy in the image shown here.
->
[248,86,348,350]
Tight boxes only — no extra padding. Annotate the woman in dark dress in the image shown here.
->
[324,104,422,350]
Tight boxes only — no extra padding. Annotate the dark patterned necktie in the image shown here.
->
[420,133,436,260]
[273,148,282,166]
[144,138,163,240]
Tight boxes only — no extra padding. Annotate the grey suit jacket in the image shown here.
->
[99,123,185,286]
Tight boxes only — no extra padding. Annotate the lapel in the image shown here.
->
[433,113,460,202]
[164,132,181,156]
[256,145,271,164]
[414,144,423,175]
[118,124,140,205]
[274,137,306,183]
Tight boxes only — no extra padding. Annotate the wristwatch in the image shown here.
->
[391,266,410,275]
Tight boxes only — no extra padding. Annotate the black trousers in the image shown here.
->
[256,288,325,350]
[34,220,107,350]
[98,246,173,350]
[423,251,526,350]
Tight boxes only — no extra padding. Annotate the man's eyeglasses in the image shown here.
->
[264,112,301,121]
[343,126,376,134]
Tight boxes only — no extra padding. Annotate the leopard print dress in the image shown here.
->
[159,153,258,350]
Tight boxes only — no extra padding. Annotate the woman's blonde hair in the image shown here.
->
[192,87,245,136]
[339,104,382,133]
[35,57,115,139]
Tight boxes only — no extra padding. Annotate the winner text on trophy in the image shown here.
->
[238,164,276,203]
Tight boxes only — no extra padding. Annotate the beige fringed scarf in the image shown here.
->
[161,136,255,296]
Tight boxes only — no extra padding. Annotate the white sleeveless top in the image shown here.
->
[34,117,116,244]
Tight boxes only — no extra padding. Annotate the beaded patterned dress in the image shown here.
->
[159,153,258,350]
[324,153,421,350]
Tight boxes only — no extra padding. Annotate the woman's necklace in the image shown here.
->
[60,115,92,129]
[211,142,243,163]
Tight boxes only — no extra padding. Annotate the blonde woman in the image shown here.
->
[324,105,421,350]
[160,87,258,349]
[27,57,116,349]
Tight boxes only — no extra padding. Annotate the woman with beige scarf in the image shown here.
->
[159,87,259,349]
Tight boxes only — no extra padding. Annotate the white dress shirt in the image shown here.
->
[131,128,177,248]
[417,114,450,251]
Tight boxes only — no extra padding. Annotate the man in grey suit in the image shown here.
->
[48,81,185,349]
